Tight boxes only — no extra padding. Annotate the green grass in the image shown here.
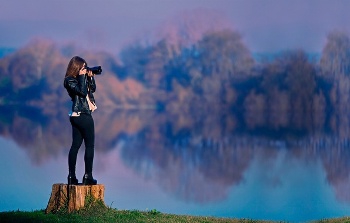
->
[1,199,349,223]
[0,197,263,223]
[2,208,350,223]
[0,209,266,223]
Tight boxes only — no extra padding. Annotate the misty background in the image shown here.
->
[2,1,350,221]
[1,0,350,53]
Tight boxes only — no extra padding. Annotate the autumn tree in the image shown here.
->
[282,51,317,129]
[119,44,151,82]
[195,30,254,78]
[320,31,350,112]
[164,30,254,110]
[242,50,319,131]
[320,31,350,79]
[319,31,350,135]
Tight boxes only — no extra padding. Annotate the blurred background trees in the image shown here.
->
[1,29,350,136]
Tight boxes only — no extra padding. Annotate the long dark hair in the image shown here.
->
[65,56,87,78]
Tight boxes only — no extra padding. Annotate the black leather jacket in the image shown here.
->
[64,74,96,115]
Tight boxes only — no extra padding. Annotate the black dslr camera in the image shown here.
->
[86,66,102,75]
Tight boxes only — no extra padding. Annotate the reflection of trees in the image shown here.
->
[317,140,350,203]
[0,105,70,164]
[2,106,350,204]
[113,110,350,204]
[119,120,255,203]
[119,124,350,203]
[0,107,150,164]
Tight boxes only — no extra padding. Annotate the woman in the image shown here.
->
[64,56,98,185]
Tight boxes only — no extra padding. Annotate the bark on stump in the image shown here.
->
[45,183,105,213]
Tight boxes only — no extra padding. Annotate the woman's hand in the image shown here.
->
[87,70,94,77]
[79,64,87,76]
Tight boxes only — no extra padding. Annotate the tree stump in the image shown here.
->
[45,183,105,213]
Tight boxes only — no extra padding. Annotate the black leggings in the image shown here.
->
[68,113,95,175]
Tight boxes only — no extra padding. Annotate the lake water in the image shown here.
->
[1,106,350,222]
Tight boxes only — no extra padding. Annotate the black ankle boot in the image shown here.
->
[68,174,78,185]
[82,173,97,185]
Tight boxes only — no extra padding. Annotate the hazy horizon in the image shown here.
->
[1,0,350,54]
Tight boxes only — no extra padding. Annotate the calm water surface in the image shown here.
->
[1,107,350,222]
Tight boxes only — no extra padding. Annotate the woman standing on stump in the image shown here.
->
[64,56,98,185]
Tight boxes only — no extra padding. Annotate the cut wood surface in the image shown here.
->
[46,183,105,213]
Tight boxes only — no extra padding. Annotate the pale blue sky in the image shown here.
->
[1,0,350,53]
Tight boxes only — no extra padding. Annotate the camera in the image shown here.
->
[86,66,102,75]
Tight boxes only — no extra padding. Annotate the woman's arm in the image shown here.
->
[88,76,96,93]
[64,75,88,97]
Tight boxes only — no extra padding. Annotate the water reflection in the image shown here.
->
[1,105,350,221]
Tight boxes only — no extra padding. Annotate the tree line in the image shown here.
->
[0,29,350,134]
[116,29,350,134]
